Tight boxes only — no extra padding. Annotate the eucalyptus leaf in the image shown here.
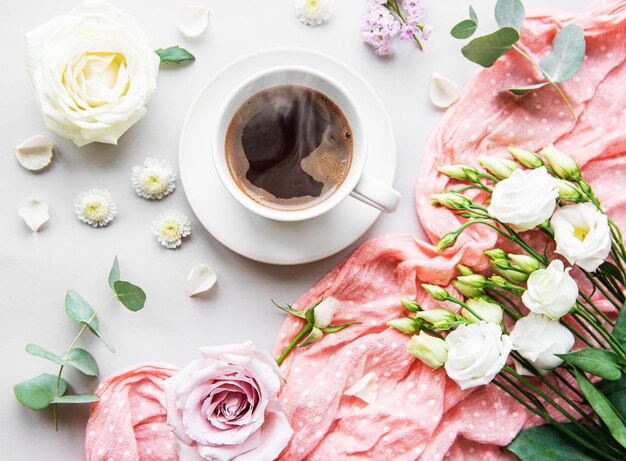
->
[613,305,626,346]
[108,256,120,290]
[574,368,626,449]
[504,82,549,95]
[507,424,598,461]
[65,290,99,330]
[558,348,623,380]
[322,322,360,334]
[25,343,67,367]
[82,322,116,353]
[156,46,195,64]
[461,27,520,67]
[469,5,478,23]
[114,281,146,311]
[67,348,99,377]
[495,0,525,32]
[539,24,586,83]
[52,393,99,404]
[14,374,67,410]
[451,19,478,39]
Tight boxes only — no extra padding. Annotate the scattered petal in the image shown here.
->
[14,135,54,171]
[18,196,49,232]
[176,5,209,37]
[295,0,333,27]
[75,189,117,228]
[152,210,191,249]
[186,264,217,296]
[344,371,378,404]
[429,72,461,109]
[131,158,176,200]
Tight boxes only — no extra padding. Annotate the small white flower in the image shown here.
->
[295,0,333,26]
[522,260,578,319]
[551,203,612,272]
[461,297,503,324]
[131,158,176,200]
[313,297,339,329]
[151,210,191,249]
[75,188,117,227]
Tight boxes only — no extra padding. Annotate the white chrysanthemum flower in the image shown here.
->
[151,209,191,249]
[131,158,176,200]
[295,0,333,26]
[75,188,117,227]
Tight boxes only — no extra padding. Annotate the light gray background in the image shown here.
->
[0,0,588,458]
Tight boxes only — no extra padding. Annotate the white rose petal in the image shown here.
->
[14,135,54,171]
[487,166,559,231]
[26,0,159,147]
[344,372,378,404]
[18,196,50,232]
[551,203,612,272]
[444,322,512,390]
[186,264,217,296]
[522,260,578,319]
[429,72,460,109]
[176,5,209,38]
[510,313,575,375]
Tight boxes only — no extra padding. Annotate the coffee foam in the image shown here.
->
[224,85,353,211]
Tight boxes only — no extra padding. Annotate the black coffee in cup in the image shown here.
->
[225,85,353,211]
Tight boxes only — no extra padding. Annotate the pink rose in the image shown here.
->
[164,341,293,461]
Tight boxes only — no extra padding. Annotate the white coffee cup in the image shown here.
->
[212,66,401,222]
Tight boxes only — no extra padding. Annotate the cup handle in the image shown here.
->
[349,174,401,213]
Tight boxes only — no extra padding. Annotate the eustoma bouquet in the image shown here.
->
[389,145,626,459]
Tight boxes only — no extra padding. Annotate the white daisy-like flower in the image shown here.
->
[131,158,176,200]
[75,188,117,227]
[151,209,191,249]
[295,0,334,26]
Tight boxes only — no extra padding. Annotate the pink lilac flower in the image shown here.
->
[362,0,401,56]
[399,0,429,43]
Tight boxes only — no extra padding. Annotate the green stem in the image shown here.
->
[573,309,626,359]
[276,323,313,366]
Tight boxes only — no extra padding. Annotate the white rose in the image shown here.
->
[551,203,612,272]
[444,322,512,390]
[487,166,559,231]
[26,0,159,147]
[461,297,503,324]
[522,260,578,319]
[510,313,575,375]
[313,297,339,329]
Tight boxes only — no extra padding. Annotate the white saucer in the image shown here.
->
[179,48,397,265]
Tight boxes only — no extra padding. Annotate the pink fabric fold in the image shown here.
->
[85,363,181,461]
[273,1,626,460]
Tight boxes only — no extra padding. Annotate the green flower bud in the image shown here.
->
[541,144,581,180]
[437,164,480,182]
[387,317,421,334]
[479,155,520,179]
[431,192,473,210]
[485,248,507,261]
[508,254,541,274]
[489,275,508,288]
[456,264,474,276]
[407,332,448,369]
[557,180,585,202]
[452,274,486,298]
[416,308,461,330]
[507,147,544,169]
[461,297,503,324]
[435,231,458,252]
[421,284,449,301]
[401,299,421,313]
[493,263,530,283]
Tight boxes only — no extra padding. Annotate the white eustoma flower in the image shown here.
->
[407,332,449,369]
[131,158,176,200]
[461,297,503,324]
[25,0,159,146]
[522,260,578,319]
[152,210,191,249]
[444,322,512,390]
[313,297,339,329]
[75,188,117,227]
[551,203,612,272]
[510,313,575,375]
[295,0,334,26]
[487,167,559,231]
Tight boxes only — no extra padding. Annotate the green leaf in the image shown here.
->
[451,19,478,39]
[25,343,67,367]
[65,290,99,330]
[539,24,586,83]
[504,82,549,95]
[469,5,478,23]
[598,374,626,396]
[14,374,67,410]
[574,368,626,449]
[507,424,598,461]
[83,322,116,353]
[322,322,360,334]
[495,0,525,32]
[599,261,624,283]
[613,306,626,346]
[156,46,195,64]
[305,306,316,325]
[461,27,520,67]
[114,281,146,311]
[606,389,626,420]
[299,327,323,347]
[67,348,99,377]
[272,301,306,319]
[52,393,99,404]
[558,348,624,380]
[108,256,120,290]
